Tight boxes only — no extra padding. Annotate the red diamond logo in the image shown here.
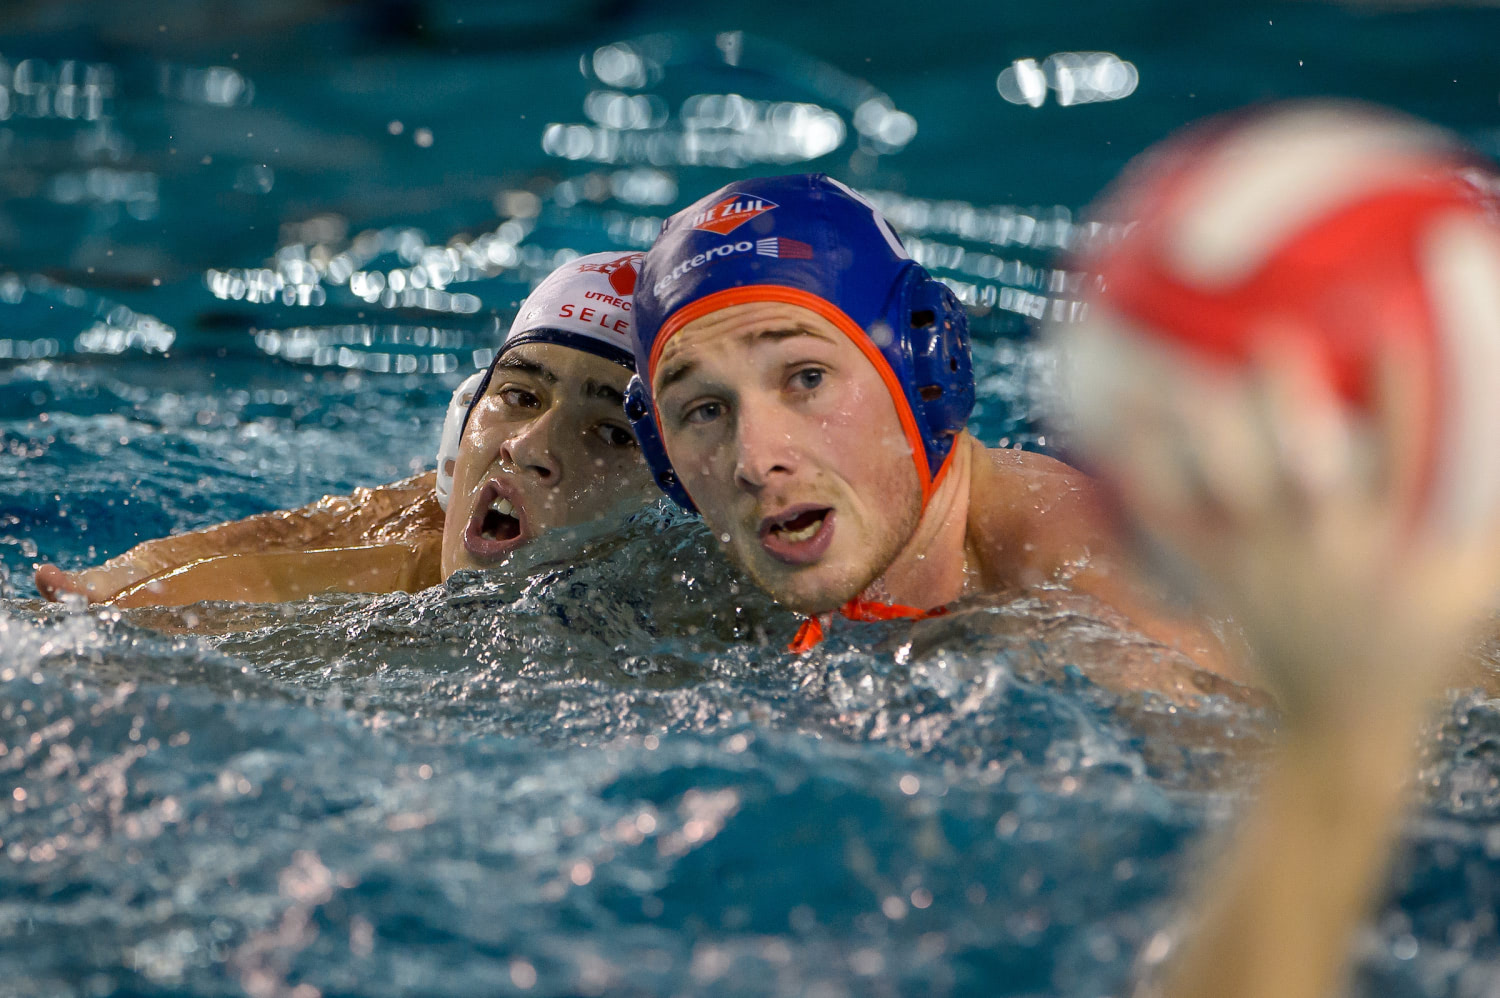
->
[689,194,779,235]
[575,253,642,296]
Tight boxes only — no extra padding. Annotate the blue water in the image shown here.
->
[4,2,1500,995]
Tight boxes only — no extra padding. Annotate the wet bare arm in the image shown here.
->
[36,472,443,603]
[1155,699,1430,998]
[108,542,442,607]
[1097,335,1500,998]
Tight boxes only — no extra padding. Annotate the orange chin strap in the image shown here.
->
[788,597,949,653]
[784,436,961,652]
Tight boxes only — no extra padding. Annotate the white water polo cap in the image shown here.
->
[435,251,643,509]
[434,371,485,511]
[496,250,641,367]
[458,250,642,440]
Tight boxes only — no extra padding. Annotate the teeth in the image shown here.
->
[491,497,514,516]
[780,519,821,543]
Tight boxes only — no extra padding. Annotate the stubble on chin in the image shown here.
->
[733,502,923,616]
[750,560,873,616]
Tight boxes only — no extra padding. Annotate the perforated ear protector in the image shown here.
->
[436,371,486,511]
[624,375,696,511]
[887,265,974,470]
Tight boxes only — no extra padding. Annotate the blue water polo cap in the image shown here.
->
[624,174,973,512]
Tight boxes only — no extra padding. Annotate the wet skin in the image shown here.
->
[35,472,446,604]
[652,301,926,614]
[34,343,655,605]
[441,341,657,578]
[651,301,1246,692]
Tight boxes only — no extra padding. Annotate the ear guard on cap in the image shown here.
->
[625,375,698,512]
[893,267,974,472]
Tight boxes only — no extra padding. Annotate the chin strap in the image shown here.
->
[788,596,949,653]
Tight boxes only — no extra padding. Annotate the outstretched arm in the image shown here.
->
[1037,98,1500,998]
[105,543,441,607]
[1064,299,1500,998]
[36,472,444,604]
[1156,694,1436,998]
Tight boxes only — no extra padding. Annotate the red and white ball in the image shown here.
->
[1052,101,1500,545]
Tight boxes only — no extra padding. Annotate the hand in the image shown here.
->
[1071,319,1500,723]
[35,563,114,603]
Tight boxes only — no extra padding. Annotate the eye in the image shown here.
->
[683,400,725,425]
[498,386,541,409]
[594,423,637,448]
[790,366,825,391]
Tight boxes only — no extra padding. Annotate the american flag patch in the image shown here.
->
[755,237,814,259]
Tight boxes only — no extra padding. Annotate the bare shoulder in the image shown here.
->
[365,479,445,545]
[966,443,1115,589]
[325,470,436,511]
[975,445,1096,493]
[374,470,438,495]
[969,445,1109,539]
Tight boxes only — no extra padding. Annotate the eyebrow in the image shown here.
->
[656,325,834,393]
[495,356,625,408]
[583,380,625,406]
[656,359,697,394]
[755,325,834,345]
[493,356,558,384]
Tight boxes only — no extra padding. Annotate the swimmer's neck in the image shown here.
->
[864,431,978,610]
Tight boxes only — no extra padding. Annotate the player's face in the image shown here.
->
[441,343,655,577]
[651,301,923,614]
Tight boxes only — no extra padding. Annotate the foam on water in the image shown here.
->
[0,577,1245,998]
[6,5,1500,995]
[6,567,1500,996]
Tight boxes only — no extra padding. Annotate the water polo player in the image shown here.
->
[34,251,658,606]
[624,174,1238,682]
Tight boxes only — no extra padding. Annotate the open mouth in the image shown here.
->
[758,505,835,564]
[464,481,527,561]
[480,497,521,541]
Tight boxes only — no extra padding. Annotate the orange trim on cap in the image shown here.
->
[648,284,935,501]
[929,435,959,494]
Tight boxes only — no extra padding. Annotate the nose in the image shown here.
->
[501,407,563,484]
[732,396,799,493]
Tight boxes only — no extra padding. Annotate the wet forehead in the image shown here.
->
[653,301,845,391]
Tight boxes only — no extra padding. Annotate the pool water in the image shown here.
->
[4,2,1500,995]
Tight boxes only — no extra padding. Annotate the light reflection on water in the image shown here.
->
[4,6,1500,996]
[572,32,919,160]
[997,53,1140,110]
[0,54,116,122]
[187,177,1088,364]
